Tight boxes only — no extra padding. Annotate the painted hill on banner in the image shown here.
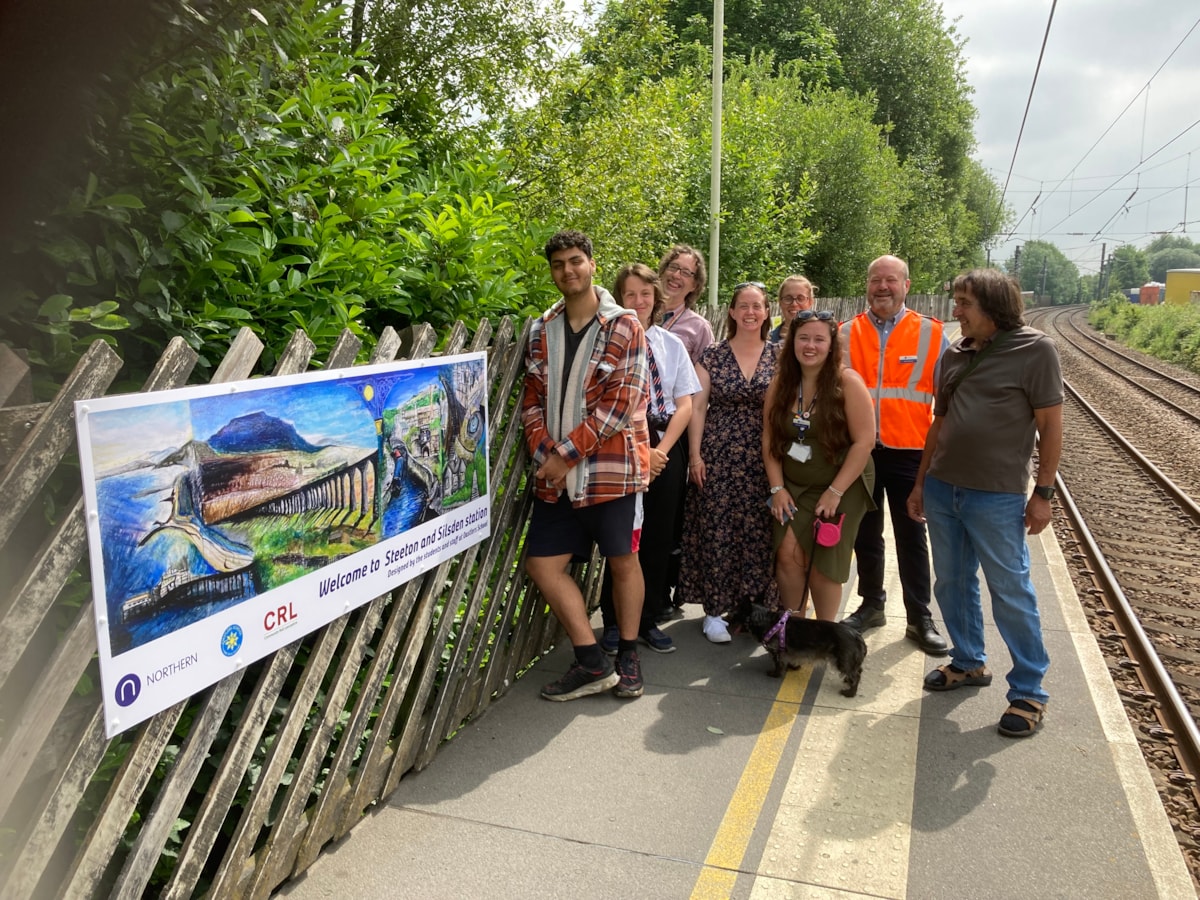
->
[207,411,325,454]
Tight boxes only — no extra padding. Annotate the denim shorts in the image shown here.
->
[526,492,639,559]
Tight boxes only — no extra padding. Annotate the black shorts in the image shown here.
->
[526,492,639,560]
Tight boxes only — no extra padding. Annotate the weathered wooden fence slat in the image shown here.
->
[0,340,122,556]
[0,338,198,691]
[0,311,590,899]
[2,703,108,899]
[0,609,98,828]
[246,599,390,898]
[60,701,188,899]
[162,640,301,900]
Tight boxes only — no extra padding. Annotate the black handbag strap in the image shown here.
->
[944,328,1015,402]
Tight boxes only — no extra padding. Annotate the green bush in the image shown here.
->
[1088,298,1200,374]
[2,1,552,385]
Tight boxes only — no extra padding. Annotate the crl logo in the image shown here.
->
[115,673,141,707]
[221,624,244,657]
[264,602,297,632]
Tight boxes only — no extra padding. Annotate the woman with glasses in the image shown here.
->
[763,310,876,621]
[655,244,714,617]
[678,282,779,643]
[657,245,714,364]
[769,275,815,343]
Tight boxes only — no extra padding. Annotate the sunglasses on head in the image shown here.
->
[733,281,766,293]
[796,309,835,322]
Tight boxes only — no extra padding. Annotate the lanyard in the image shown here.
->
[793,391,817,429]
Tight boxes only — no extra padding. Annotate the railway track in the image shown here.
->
[1030,305,1200,874]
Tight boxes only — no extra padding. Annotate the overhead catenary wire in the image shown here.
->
[998,12,1200,245]
[998,0,1058,210]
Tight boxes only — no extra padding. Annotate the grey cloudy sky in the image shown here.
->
[940,0,1200,275]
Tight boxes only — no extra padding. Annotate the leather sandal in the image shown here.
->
[998,699,1045,737]
[923,664,992,692]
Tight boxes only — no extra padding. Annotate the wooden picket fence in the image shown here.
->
[0,291,950,899]
[0,318,610,899]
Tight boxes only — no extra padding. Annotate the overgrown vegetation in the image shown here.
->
[1089,297,1200,374]
[0,0,554,388]
[2,0,1009,391]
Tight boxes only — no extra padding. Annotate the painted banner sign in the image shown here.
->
[75,352,489,737]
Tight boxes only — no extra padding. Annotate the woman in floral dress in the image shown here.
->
[678,282,779,643]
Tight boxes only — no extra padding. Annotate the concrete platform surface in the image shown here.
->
[275,526,1195,900]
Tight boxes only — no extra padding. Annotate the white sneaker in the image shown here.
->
[703,615,732,644]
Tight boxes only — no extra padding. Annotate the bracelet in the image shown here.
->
[689,461,701,468]
[769,485,785,495]
[827,485,844,497]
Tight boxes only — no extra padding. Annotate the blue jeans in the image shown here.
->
[924,476,1050,705]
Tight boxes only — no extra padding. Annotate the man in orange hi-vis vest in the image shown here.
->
[839,255,950,655]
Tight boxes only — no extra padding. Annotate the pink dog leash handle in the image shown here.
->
[813,513,845,547]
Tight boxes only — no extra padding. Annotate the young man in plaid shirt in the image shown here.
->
[522,230,651,700]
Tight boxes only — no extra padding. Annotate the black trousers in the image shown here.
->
[852,446,933,622]
[601,439,686,630]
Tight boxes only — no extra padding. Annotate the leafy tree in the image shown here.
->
[506,36,926,299]
[1004,240,1079,305]
[356,0,572,135]
[1106,245,1149,292]
[657,0,994,284]
[1,1,552,381]
[1145,234,1198,255]
[664,0,843,86]
[1148,247,1200,282]
[797,0,976,179]
[957,159,1010,267]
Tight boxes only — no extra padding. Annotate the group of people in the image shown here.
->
[521,229,1063,739]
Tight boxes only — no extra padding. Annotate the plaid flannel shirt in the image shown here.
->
[521,292,650,507]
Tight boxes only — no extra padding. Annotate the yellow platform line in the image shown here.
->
[690,666,812,899]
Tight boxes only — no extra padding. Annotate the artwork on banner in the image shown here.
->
[76,352,490,737]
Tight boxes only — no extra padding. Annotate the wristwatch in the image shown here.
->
[1032,485,1056,501]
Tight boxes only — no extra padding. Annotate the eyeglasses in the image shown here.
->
[665,263,697,279]
[733,281,766,293]
[796,309,835,322]
[780,294,813,307]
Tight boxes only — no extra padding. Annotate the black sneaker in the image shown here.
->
[639,626,676,654]
[541,661,618,701]
[613,650,644,698]
[599,624,620,655]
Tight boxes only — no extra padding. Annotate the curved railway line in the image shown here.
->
[1029,305,1200,878]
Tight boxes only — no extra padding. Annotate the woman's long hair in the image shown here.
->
[765,315,850,464]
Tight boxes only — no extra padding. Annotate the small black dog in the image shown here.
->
[746,603,867,697]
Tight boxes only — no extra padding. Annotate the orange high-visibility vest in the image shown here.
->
[842,310,943,449]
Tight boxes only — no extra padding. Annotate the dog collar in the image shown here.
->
[763,611,790,650]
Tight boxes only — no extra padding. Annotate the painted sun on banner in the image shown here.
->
[76,352,490,737]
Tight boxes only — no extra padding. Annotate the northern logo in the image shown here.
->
[114,673,141,708]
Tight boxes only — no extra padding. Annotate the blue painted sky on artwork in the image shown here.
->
[86,364,447,473]
[188,367,443,449]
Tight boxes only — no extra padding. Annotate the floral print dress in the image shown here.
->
[677,340,778,617]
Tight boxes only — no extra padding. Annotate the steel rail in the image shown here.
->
[1063,379,1200,524]
[1055,471,1200,789]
